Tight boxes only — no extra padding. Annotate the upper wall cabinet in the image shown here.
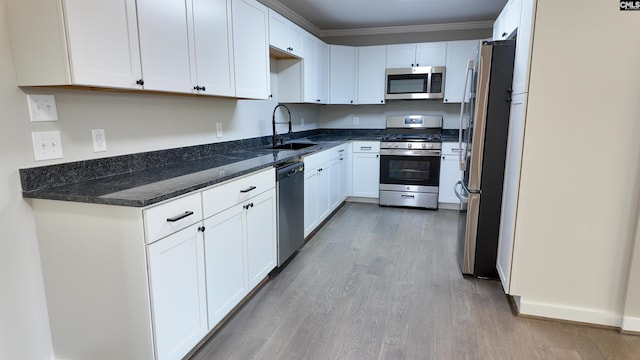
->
[303,33,329,104]
[386,42,447,68]
[9,0,143,89]
[136,0,197,93]
[328,45,357,104]
[444,40,479,103]
[232,0,271,99]
[268,10,304,58]
[493,0,521,41]
[356,45,387,105]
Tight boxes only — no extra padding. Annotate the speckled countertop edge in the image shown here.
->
[22,135,380,208]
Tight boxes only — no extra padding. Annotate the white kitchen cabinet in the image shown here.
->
[192,0,235,97]
[268,9,304,58]
[305,34,330,104]
[232,0,270,99]
[444,40,480,103]
[497,92,528,294]
[356,45,387,105]
[246,189,277,288]
[493,0,521,41]
[438,142,466,205]
[136,0,196,93]
[512,0,536,95]
[203,204,246,329]
[386,42,446,68]
[8,0,143,89]
[303,145,347,237]
[338,144,351,201]
[351,141,380,199]
[328,45,357,104]
[147,223,208,360]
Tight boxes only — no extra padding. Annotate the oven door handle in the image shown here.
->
[454,180,469,203]
[380,149,441,157]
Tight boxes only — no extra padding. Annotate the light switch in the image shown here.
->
[27,94,59,121]
[32,131,63,161]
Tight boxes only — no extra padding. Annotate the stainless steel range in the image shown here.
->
[379,115,443,209]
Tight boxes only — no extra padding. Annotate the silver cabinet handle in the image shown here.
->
[360,146,372,151]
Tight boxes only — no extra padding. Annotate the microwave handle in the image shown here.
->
[458,59,474,171]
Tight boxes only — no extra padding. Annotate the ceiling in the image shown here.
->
[260,0,507,35]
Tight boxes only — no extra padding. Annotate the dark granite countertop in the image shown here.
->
[21,132,383,208]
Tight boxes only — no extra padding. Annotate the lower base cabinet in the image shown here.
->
[351,141,380,198]
[147,222,208,360]
[438,143,465,205]
[30,168,276,360]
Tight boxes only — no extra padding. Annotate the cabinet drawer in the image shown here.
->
[352,141,380,153]
[144,193,203,244]
[203,168,275,218]
[303,149,330,170]
[442,142,466,155]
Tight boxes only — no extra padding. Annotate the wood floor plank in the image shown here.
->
[189,203,640,360]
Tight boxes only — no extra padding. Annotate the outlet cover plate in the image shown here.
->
[32,131,63,161]
[92,129,107,152]
[27,94,59,122]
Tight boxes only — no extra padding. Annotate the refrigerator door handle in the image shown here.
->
[454,180,469,203]
[458,59,474,171]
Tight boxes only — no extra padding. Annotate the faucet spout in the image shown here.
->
[272,104,292,146]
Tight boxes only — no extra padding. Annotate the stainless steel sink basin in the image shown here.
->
[269,142,317,150]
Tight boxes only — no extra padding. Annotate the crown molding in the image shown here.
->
[257,0,494,39]
[320,21,495,38]
[257,0,323,37]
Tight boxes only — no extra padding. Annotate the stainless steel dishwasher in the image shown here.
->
[276,161,305,267]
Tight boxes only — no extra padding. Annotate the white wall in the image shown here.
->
[0,1,320,358]
[510,0,640,327]
[623,207,640,331]
[319,101,462,129]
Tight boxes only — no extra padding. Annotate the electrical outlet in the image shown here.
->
[301,117,305,127]
[27,94,59,121]
[353,116,359,125]
[32,131,63,161]
[92,129,107,152]
[216,123,223,138]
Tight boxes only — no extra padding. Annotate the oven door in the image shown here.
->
[379,149,441,191]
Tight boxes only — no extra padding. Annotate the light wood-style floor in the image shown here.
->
[191,202,640,360]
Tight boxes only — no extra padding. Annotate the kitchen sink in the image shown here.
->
[269,142,317,150]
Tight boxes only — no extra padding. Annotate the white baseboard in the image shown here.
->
[622,316,640,332]
[518,299,621,327]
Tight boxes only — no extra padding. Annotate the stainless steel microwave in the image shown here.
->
[385,66,446,100]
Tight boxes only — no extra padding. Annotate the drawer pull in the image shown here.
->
[240,186,257,193]
[339,149,345,153]
[166,211,194,222]
[360,146,372,150]
[401,195,415,199]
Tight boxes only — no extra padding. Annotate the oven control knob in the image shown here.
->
[394,144,399,148]
[422,143,427,149]
[407,143,412,149]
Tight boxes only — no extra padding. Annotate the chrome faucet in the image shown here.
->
[272,104,292,146]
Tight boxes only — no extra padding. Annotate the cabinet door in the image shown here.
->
[438,154,463,204]
[328,45,357,104]
[444,40,479,103]
[203,204,247,329]
[246,189,277,289]
[193,0,235,97]
[268,9,288,53]
[302,33,317,103]
[304,169,319,237]
[512,0,535,95]
[357,45,387,105]
[315,40,329,104]
[232,0,270,99]
[339,146,350,201]
[386,43,417,68]
[63,0,142,89]
[286,22,304,58]
[147,223,207,360]
[415,42,447,67]
[352,152,380,198]
[328,159,341,211]
[497,93,527,294]
[317,165,331,221]
[137,0,196,93]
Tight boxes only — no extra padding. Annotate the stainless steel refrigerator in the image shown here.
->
[455,40,516,278]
